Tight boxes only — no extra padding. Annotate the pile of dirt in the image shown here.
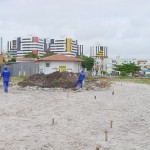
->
[18,71,111,89]
[84,79,111,90]
[95,79,111,88]
[18,71,78,88]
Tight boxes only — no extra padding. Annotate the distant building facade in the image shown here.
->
[48,38,83,56]
[7,37,83,57]
[7,36,47,57]
[104,57,150,75]
[89,45,108,76]
[137,60,148,70]
[90,45,108,58]
[121,58,137,64]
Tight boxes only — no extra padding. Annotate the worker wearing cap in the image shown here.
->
[0,66,11,93]
[73,69,85,89]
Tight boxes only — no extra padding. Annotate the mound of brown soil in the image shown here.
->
[84,79,111,90]
[18,71,78,88]
[18,71,111,90]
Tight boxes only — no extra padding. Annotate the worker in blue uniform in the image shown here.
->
[74,69,85,88]
[0,66,11,93]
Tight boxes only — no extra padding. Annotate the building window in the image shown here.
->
[46,63,50,67]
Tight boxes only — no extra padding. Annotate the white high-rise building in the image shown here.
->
[8,37,83,57]
[48,38,83,56]
[7,36,47,57]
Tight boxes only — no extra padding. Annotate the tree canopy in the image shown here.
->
[114,63,141,76]
[24,52,38,58]
[8,57,16,62]
[76,55,94,70]
[42,52,55,57]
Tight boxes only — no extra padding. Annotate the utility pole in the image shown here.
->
[0,37,2,54]
[92,46,96,76]
[101,57,104,76]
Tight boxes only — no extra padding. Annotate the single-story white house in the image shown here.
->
[37,54,83,74]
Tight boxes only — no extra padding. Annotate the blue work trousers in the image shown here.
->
[74,80,83,88]
[3,81,9,93]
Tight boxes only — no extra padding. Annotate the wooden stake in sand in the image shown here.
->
[52,119,54,125]
[104,130,108,141]
[94,96,96,99]
[110,120,113,128]
[67,92,69,98]
[112,91,114,95]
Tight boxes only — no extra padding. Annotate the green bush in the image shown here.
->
[120,71,127,77]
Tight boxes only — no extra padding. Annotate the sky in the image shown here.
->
[0,0,150,59]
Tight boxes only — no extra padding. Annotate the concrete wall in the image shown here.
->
[1,62,38,77]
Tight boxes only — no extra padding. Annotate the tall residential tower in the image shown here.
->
[7,37,83,57]
[7,36,47,57]
[48,38,83,56]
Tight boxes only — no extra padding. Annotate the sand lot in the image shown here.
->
[0,82,150,150]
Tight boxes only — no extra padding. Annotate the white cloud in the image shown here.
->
[0,0,150,59]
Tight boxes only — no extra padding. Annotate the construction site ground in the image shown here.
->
[0,81,150,149]
[18,71,111,90]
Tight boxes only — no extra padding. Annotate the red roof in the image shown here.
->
[16,57,36,61]
[38,54,83,62]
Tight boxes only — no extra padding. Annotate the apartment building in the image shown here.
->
[48,38,83,56]
[90,45,108,58]
[8,37,83,57]
[89,45,108,75]
[7,36,47,57]
[137,60,149,69]
[121,58,137,64]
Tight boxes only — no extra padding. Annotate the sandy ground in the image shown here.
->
[0,82,150,150]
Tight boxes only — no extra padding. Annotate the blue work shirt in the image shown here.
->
[1,70,11,81]
[78,71,85,81]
